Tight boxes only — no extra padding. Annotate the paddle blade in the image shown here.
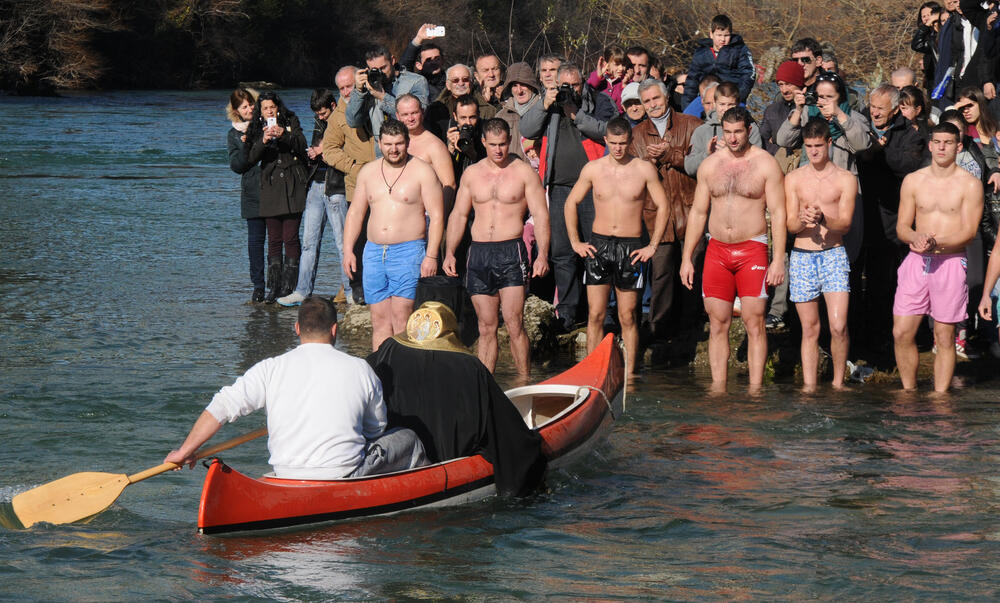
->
[11,472,129,528]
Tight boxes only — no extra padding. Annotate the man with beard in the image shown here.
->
[343,119,445,351]
[680,107,787,391]
[565,118,669,378]
[443,119,550,377]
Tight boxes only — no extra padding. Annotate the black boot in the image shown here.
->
[264,256,282,304]
[251,287,265,303]
[280,258,299,298]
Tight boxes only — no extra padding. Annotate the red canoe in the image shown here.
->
[196,334,625,535]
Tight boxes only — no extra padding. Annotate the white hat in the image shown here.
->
[621,82,641,104]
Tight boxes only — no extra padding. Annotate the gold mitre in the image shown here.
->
[392,301,472,354]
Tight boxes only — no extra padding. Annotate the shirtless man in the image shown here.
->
[893,122,983,392]
[395,93,456,213]
[443,119,550,376]
[344,119,445,350]
[565,117,668,378]
[680,107,786,390]
[785,119,857,389]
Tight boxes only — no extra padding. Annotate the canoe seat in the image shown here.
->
[505,384,588,429]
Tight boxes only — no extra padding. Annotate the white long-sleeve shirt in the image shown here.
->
[206,343,386,479]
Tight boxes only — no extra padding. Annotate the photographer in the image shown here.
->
[520,63,617,331]
[345,46,429,146]
[446,94,486,181]
[399,24,446,100]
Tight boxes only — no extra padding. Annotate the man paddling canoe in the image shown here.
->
[166,296,429,479]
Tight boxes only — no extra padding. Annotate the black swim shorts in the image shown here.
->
[583,233,647,290]
[465,238,529,296]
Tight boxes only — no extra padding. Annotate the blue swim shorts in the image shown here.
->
[362,239,426,304]
[789,246,850,303]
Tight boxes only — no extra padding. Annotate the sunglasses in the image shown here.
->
[792,56,813,64]
[449,77,471,83]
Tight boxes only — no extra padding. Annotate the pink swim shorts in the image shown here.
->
[892,251,968,324]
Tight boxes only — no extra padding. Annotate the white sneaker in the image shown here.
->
[277,291,306,307]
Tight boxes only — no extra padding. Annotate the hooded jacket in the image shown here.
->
[496,62,540,162]
[682,34,756,106]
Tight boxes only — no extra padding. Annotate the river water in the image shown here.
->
[2,90,1000,600]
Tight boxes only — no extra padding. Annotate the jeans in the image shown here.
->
[548,183,594,326]
[293,182,352,298]
[247,217,266,288]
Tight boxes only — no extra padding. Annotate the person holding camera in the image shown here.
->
[346,46,429,149]
[399,24,447,100]
[520,62,617,331]
[245,91,309,304]
[446,95,487,182]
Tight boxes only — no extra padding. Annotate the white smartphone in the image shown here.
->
[426,26,445,38]
[266,117,277,128]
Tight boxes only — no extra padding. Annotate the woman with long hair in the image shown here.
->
[245,91,308,303]
[226,88,266,302]
[899,85,931,135]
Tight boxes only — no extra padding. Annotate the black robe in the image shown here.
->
[366,339,547,496]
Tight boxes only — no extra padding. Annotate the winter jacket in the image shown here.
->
[322,97,376,202]
[629,111,702,243]
[345,68,429,138]
[227,127,261,219]
[586,69,625,113]
[911,23,939,96]
[520,84,618,188]
[684,110,763,177]
[246,113,309,217]
[760,97,796,155]
[307,116,346,196]
[497,94,540,162]
[682,34,756,106]
[855,112,927,245]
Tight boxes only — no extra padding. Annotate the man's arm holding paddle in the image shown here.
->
[165,410,223,468]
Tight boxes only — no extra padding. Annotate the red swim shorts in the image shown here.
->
[702,238,769,303]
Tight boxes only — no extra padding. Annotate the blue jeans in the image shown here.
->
[293,182,352,297]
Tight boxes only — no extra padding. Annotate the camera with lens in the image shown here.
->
[803,89,818,106]
[364,68,386,92]
[555,83,580,106]
[457,124,476,151]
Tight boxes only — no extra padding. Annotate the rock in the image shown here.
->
[340,303,372,343]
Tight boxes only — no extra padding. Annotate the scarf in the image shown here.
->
[806,101,852,140]
[232,120,249,133]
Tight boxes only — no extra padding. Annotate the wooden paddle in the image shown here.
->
[11,427,267,528]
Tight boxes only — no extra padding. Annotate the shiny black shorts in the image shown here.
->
[465,238,529,296]
[583,233,646,290]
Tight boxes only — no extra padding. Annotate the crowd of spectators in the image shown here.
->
[223,3,1000,391]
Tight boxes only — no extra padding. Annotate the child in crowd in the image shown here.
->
[681,14,756,108]
[586,44,631,113]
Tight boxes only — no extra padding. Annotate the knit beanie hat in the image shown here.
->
[774,61,805,88]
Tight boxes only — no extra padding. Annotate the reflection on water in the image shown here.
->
[3,91,1000,599]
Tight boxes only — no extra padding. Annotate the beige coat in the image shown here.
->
[322,97,375,201]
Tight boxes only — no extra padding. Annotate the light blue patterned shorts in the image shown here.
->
[789,246,850,303]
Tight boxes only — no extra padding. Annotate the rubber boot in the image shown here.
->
[280,258,299,298]
[264,256,282,304]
